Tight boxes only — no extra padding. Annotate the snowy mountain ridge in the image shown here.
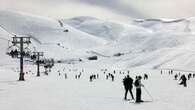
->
[0,10,107,63]
[133,18,195,33]
[0,10,195,70]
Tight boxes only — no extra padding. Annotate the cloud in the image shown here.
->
[0,0,195,21]
[71,0,195,18]
[0,0,133,23]
[71,0,147,18]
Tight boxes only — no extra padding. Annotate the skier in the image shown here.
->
[64,73,67,79]
[106,75,109,80]
[111,74,114,81]
[134,76,144,103]
[174,74,178,80]
[143,74,148,80]
[89,75,93,82]
[171,70,173,74]
[188,73,192,80]
[113,70,116,74]
[123,75,134,100]
[96,74,99,79]
[179,74,187,87]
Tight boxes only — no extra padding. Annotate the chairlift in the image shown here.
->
[30,54,36,60]
[23,46,32,58]
[6,42,20,58]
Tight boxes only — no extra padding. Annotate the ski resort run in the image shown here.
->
[0,10,195,110]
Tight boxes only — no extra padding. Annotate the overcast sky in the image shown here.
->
[0,0,195,22]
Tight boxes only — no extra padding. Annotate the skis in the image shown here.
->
[123,99,134,101]
[124,99,153,104]
[131,100,153,104]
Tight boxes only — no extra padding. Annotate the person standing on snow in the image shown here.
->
[179,74,187,87]
[134,76,144,103]
[123,75,134,100]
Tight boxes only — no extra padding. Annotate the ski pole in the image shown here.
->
[143,86,153,101]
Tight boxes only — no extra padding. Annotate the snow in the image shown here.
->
[1,10,195,69]
[63,16,150,41]
[133,18,195,33]
[0,10,107,60]
[0,65,195,110]
[0,10,195,110]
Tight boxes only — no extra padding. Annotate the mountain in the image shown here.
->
[62,16,150,41]
[133,18,195,33]
[0,10,195,70]
[63,17,195,70]
[0,10,107,63]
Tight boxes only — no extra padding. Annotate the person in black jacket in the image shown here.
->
[179,74,187,87]
[123,75,134,100]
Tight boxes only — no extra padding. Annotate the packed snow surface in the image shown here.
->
[0,64,195,110]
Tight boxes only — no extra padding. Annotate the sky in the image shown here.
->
[0,0,195,22]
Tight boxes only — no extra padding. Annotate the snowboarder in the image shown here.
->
[134,76,144,103]
[123,75,134,100]
[179,74,187,87]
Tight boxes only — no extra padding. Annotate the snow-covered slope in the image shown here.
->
[1,11,195,110]
[0,10,107,61]
[78,17,195,70]
[133,18,195,33]
[0,27,17,65]
[0,10,106,48]
[63,16,150,41]
[0,10,195,70]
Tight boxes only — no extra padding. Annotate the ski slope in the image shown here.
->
[0,10,195,110]
[0,10,107,61]
[63,16,150,41]
[0,10,195,70]
[0,64,195,110]
[62,16,195,70]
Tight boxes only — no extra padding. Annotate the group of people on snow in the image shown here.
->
[161,69,195,87]
[123,75,145,103]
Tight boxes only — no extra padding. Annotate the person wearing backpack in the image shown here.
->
[134,76,144,103]
[123,75,134,100]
